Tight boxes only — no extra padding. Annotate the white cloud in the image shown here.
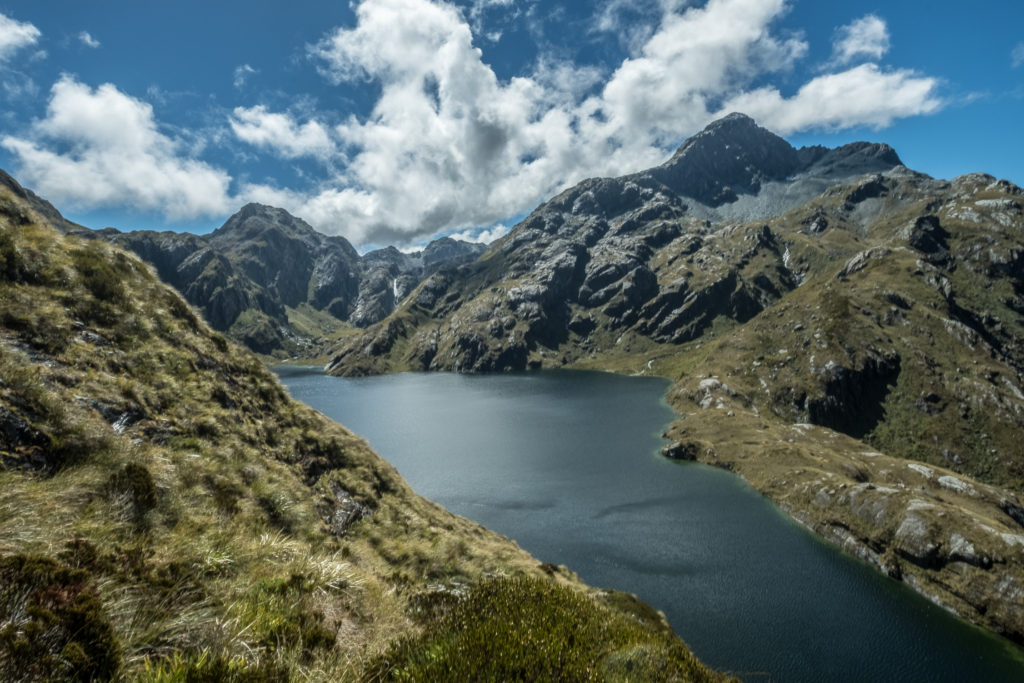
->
[2,76,233,219]
[449,223,510,244]
[0,12,40,61]
[78,31,100,49]
[233,63,257,88]
[467,0,515,39]
[832,15,889,65]
[292,0,927,246]
[721,64,942,133]
[230,105,335,159]
[584,0,808,154]
[1,1,942,247]
[591,0,667,54]
[1013,42,1024,68]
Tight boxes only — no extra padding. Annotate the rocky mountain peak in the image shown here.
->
[211,202,324,248]
[645,113,801,206]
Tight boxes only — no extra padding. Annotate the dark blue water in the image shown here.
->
[275,366,1024,682]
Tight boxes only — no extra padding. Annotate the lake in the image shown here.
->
[275,366,1024,682]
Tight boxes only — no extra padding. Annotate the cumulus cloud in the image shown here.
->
[233,63,257,88]
[449,223,510,244]
[78,31,100,49]
[1013,42,1024,68]
[832,15,889,65]
[1,1,943,247]
[2,76,233,219]
[0,11,40,61]
[229,106,335,159]
[721,64,941,133]
[585,0,808,153]
[267,0,940,245]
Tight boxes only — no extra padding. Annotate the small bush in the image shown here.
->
[0,554,121,682]
[203,474,244,515]
[241,575,336,657]
[0,229,26,282]
[58,538,115,574]
[2,309,73,354]
[71,247,127,304]
[141,652,289,682]
[70,246,129,327]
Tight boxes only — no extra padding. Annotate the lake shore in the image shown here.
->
[657,374,1024,653]
[276,366,1024,680]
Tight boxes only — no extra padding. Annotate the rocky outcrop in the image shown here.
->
[644,112,802,206]
[805,353,901,439]
[323,113,905,376]
[89,204,483,355]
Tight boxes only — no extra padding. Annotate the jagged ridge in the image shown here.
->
[81,203,484,356]
[320,113,1024,646]
[0,179,727,680]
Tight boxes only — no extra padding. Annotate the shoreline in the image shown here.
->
[303,355,1024,654]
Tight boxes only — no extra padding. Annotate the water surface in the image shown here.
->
[276,367,1024,682]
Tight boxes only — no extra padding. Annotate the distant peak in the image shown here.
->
[649,113,800,206]
[707,112,757,127]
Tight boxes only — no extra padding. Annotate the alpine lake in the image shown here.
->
[275,366,1024,682]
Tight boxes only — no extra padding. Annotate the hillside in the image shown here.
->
[322,114,1024,645]
[0,180,726,679]
[80,203,483,357]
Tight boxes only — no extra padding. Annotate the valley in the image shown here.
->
[3,110,1024,679]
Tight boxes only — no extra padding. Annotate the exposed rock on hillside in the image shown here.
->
[82,204,483,356]
[0,180,725,680]
[321,114,1024,646]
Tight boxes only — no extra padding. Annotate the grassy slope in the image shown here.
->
[317,169,1024,648]
[585,174,1024,645]
[0,188,728,680]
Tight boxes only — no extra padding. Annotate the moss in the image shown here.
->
[0,554,121,682]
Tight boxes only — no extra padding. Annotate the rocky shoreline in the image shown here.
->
[660,389,1024,649]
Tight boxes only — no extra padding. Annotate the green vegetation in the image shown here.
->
[372,576,727,681]
[0,184,722,679]
[0,554,121,681]
[313,167,1024,647]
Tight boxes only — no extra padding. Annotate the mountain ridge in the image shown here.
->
[76,203,485,355]
[5,110,1024,650]
[0,176,727,680]
[317,113,1024,647]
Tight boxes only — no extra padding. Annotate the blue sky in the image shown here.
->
[0,0,1021,248]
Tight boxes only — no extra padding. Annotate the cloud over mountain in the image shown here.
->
[0,1,944,247]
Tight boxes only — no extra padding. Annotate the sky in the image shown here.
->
[0,0,1021,250]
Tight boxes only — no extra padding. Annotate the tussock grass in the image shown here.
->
[0,185,722,680]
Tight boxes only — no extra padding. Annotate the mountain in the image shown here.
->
[0,177,726,679]
[322,114,1024,646]
[1,168,85,234]
[321,114,908,376]
[82,204,484,355]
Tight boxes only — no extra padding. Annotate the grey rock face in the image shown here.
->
[325,112,910,375]
[88,203,484,354]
